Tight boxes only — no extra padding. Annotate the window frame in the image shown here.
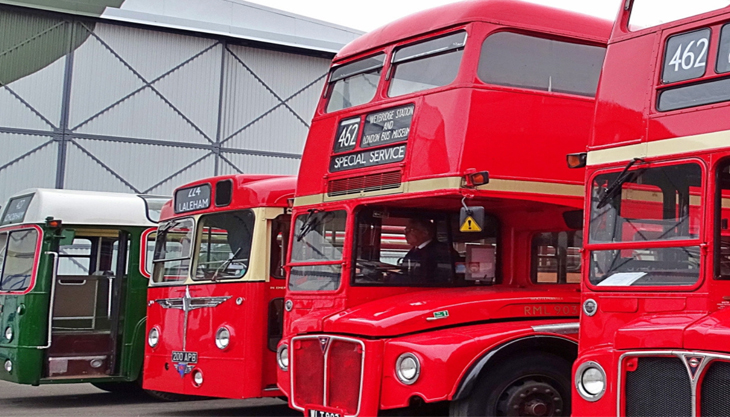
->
[584,159,707,291]
[0,225,42,294]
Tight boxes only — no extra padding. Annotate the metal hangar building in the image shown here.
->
[0,0,362,200]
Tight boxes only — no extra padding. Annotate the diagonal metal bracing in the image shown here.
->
[70,131,302,159]
[0,82,58,129]
[76,22,217,143]
[69,140,140,193]
[0,140,54,173]
[225,45,312,127]
[0,20,67,61]
[141,152,213,194]
[71,40,221,135]
[218,153,244,174]
[220,72,326,146]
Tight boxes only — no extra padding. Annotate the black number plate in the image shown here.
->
[307,409,341,417]
[171,351,198,363]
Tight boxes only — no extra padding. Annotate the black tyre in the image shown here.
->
[450,353,572,417]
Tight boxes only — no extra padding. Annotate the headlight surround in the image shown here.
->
[575,361,607,401]
[277,344,289,371]
[4,360,12,373]
[193,369,204,386]
[148,327,160,348]
[4,326,13,342]
[215,327,230,350]
[395,353,420,385]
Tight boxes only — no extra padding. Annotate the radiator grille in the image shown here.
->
[291,336,363,415]
[701,361,730,417]
[625,357,691,417]
[327,170,402,197]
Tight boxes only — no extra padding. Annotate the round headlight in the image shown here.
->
[148,327,159,348]
[4,326,13,342]
[193,370,203,386]
[215,327,230,350]
[277,344,289,371]
[395,353,420,385]
[575,361,606,401]
[4,360,12,373]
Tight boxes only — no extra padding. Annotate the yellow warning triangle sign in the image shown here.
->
[460,216,482,232]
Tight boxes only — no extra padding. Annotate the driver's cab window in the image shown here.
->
[353,208,498,286]
[194,210,254,281]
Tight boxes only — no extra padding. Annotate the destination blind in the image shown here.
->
[1,194,33,225]
[330,144,406,172]
[175,184,211,214]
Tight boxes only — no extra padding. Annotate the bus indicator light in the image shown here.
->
[45,217,62,229]
[566,153,587,169]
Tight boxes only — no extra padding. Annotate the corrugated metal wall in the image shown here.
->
[0,6,331,200]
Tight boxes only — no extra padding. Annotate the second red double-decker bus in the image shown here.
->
[143,175,293,399]
[572,2,730,416]
[276,1,610,416]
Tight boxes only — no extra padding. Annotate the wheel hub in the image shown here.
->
[498,379,565,416]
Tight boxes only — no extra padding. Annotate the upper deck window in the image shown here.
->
[388,31,466,97]
[478,32,605,97]
[587,163,703,288]
[629,1,730,31]
[326,54,385,113]
[289,210,346,291]
[352,208,498,287]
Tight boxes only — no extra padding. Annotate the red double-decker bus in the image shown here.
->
[275,1,610,415]
[572,2,730,416]
[143,175,293,399]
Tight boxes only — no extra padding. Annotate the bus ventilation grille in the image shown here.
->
[327,170,402,197]
[701,360,730,415]
[624,357,691,417]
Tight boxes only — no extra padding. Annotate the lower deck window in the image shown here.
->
[353,208,497,287]
[532,231,583,284]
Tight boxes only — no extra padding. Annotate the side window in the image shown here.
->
[0,229,39,291]
[388,31,466,97]
[478,32,605,97]
[0,233,7,280]
[145,231,157,277]
[58,237,92,275]
[531,231,583,284]
[717,161,730,279]
[267,298,284,352]
[270,214,291,279]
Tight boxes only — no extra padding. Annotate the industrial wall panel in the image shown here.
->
[72,138,213,194]
[219,152,299,176]
[144,155,217,196]
[0,133,57,199]
[69,22,220,144]
[0,10,70,131]
[64,140,215,194]
[220,47,284,141]
[223,105,308,154]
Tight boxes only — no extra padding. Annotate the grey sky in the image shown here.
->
[243,0,621,31]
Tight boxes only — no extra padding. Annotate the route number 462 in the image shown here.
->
[668,38,709,72]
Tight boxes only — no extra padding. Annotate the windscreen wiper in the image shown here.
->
[158,219,180,233]
[296,209,323,242]
[596,158,645,209]
[211,247,243,281]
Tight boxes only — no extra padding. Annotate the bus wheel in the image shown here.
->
[450,353,571,417]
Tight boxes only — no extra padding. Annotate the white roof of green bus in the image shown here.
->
[0,188,165,228]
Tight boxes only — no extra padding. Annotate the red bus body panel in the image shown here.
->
[280,1,612,415]
[143,175,293,398]
[574,3,730,416]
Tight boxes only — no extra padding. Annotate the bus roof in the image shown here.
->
[0,188,161,228]
[336,0,612,60]
[160,175,296,220]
